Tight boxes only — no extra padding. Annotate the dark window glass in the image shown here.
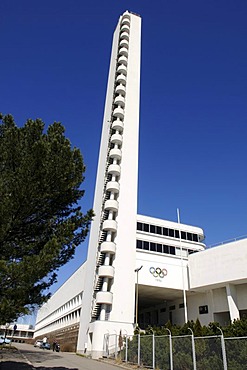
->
[150,242,156,251]
[160,308,166,313]
[187,232,193,241]
[170,246,176,255]
[163,228,168,236]
[163,245,169,254]
[150,224,155,234]
[136,240,142,249]
[169,229,174,237]
[192,234,199,242]
[143,241,149,250]
[175,230,179,238]
[156,226,162,235]
[169,305,175,311]
[199,305,208,314]
[137,222,142,231]
[179,303,184,309]
[157,243,162,253]
[143,223,149,232]
[181,231,186,240]
[188,249,194,254]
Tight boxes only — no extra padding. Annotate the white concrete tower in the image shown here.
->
[77,11,141,358]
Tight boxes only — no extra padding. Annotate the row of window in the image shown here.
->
[137,222,202,242]
[136,240,197,256]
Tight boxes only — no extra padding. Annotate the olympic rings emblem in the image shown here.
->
[149,267,168,278]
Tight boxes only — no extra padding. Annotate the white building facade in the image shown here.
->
[35,10,247,359]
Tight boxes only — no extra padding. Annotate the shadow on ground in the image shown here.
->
[0,362,78,370]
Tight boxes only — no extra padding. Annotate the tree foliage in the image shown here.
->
[0,114,94,324]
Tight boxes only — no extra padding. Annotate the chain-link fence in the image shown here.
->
[104,332,247,369]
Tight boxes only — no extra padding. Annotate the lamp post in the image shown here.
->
[134,265,143,328]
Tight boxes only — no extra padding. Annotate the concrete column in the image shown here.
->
[226,284,240,321]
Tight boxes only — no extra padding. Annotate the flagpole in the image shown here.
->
[177,208,188,323]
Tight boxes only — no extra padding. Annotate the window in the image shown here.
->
[150,242,156,252]
[150,224,155,234]
[170,246,175,255]
[136,240,142,249]
[179,303,184,309]
[192,234,199,242]
[143,223,149,232]
[175,230,179,238]
[157,243,162,253]
[187,232,193,241]
[169,229,174,237]
[137,222,142,231]
[157,226,162,235]
[163,227,168,236]
[181,231,186,240]
[143,241,149,250]
[199,305,208,314]
[169,305,175,311]
[163,245,169,254]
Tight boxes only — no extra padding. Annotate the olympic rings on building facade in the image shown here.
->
[149,266,168,278]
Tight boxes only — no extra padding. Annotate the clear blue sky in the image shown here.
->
[1,0,247,296]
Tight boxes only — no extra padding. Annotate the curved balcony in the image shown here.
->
[96,291,113,305]
[100,241,116,254]
[115,84,126,96]
[109,148,122,160]
[118,55,128,66]
[102,219,117,232]
[111,133,122,145]
[106,181,120,193]
[108,164,120,176]
[121,24,130,33]
[98,265,115,279]
[104,199,119,212]
[119,39,129,49]
[112,119,124,132]
[114,94,125,107]
[117,64,127,75]
[121,18,130,27]
[116,74,126,84]
[113,107,124,120]
[119,47,128,57]
[120,32,129,41]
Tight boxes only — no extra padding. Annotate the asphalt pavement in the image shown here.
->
[0,342,129,370]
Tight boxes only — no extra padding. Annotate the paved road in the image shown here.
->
[0,342,126,370]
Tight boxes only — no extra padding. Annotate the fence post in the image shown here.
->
[138,333,141,367]
[188,328,197,370]
[165,328,173,370]
[217,327,227,370]
[125,335,128,363]
[153,333,155,369]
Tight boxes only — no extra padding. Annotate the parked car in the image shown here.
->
[34,340,43,348]
[0,336,11,345]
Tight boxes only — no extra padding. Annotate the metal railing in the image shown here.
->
[104,332,247,369]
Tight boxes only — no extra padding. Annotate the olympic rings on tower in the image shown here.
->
[149,267,167,278]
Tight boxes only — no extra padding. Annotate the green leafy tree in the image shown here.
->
[0,114,94,324]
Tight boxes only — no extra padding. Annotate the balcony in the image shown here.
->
[108,164,120,176]
[100,241,116,254]
[112,119,123,132]
[104,199,119,212]
[102,219,117,232]
[118,55,128,66]
[111,133,122,145]
[106,181,120,193]
[113,107,124,120]
[117,64,127,75]
[119,47,128,57]
[120,24,130,33]
[109,148,122,160]
[116,74,126,84]
[115,84,126,96]
[121,18,130,27]
[119,39,129,49]
[98,265,115,278]
[96,291,113,305]
[120,32,129,41]
[114,94,125,107]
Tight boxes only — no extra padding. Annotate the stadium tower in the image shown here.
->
[77,11,141,357]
